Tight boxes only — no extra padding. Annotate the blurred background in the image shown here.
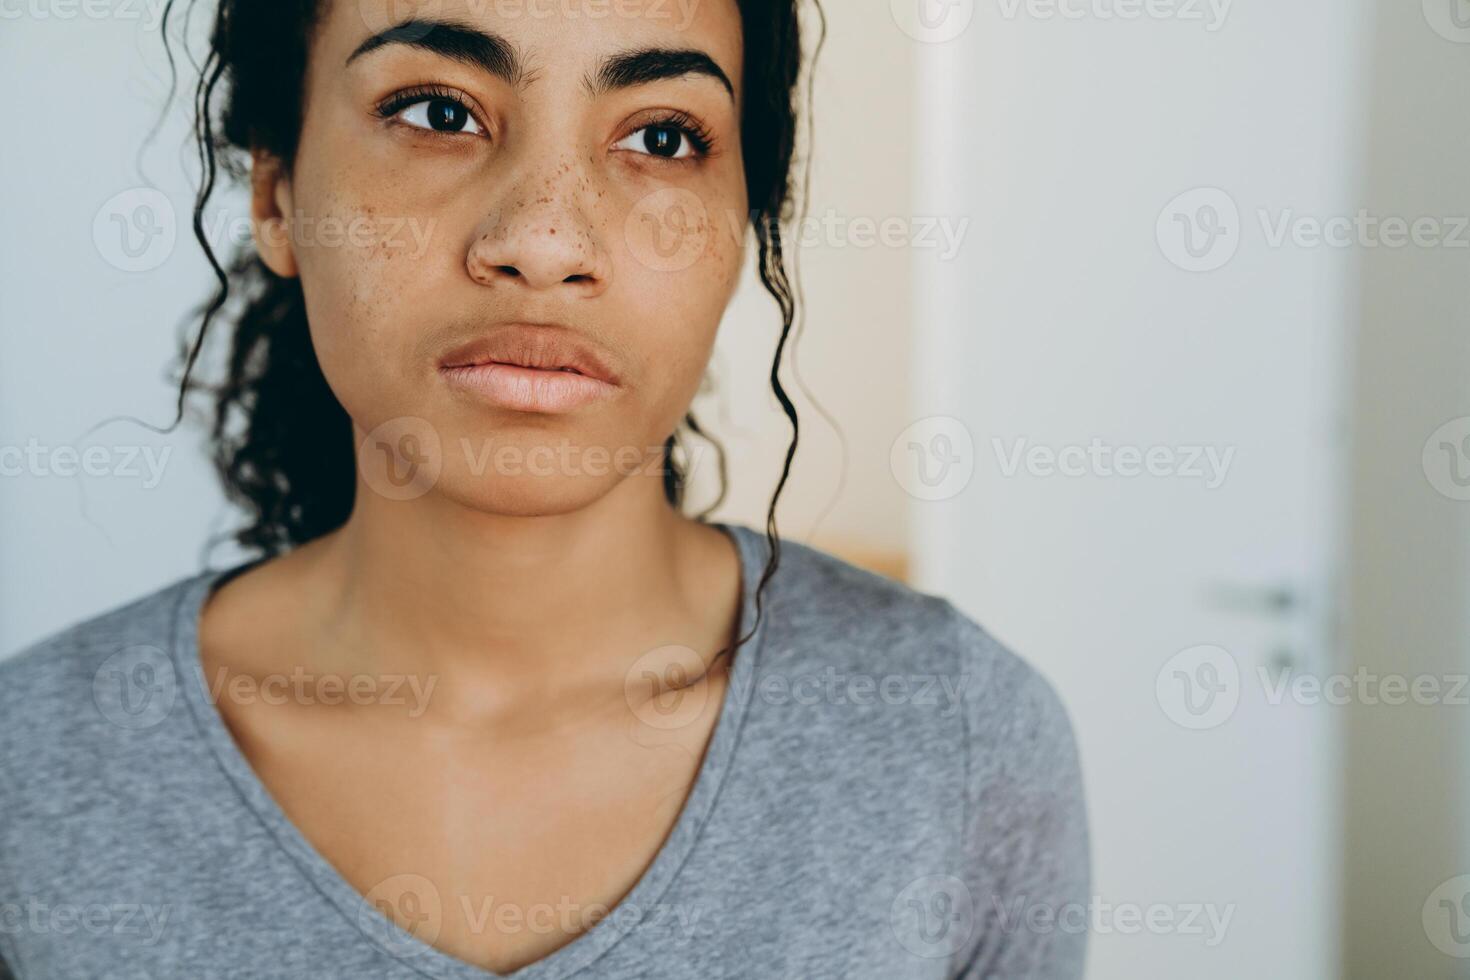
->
[2,0,1468,976]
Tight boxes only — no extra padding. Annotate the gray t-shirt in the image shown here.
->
[0,522,1089,979]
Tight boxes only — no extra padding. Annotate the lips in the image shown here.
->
[437,323,622,414]
[438,324,620,386]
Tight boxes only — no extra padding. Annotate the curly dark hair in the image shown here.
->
[160,0,824,656]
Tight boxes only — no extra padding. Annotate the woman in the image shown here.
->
[0,0,1089,977]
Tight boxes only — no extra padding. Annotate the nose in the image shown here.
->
[466,161,612,296]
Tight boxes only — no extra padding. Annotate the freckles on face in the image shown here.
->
[283,184,446,429]
[279,0,749,510]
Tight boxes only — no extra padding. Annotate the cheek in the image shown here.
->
[620,249,741,429]
[289,189,437,423]
[615,185,746,387]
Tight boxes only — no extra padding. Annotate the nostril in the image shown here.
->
[497,266,521,278]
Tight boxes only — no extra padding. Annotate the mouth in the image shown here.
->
[437,324,621,414]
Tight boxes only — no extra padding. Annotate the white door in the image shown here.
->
[904,2,1368,976]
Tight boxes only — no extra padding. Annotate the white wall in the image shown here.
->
[909,0,1372,976]
[909,0,1470,976]
[0,10,239,654]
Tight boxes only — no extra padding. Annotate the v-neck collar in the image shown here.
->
[165,521,769,980]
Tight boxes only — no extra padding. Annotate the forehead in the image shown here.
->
[325,0,745,94]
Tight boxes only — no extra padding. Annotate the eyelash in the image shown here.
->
[626,109,715,159]
[373,86,715,160]
[375,84,485,131]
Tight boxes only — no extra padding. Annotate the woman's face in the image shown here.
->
[254,0,748,516]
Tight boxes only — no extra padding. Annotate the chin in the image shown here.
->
[434,467,633,519]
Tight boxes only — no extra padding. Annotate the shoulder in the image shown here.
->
[747,531,1087,832]
[761,530,1081,777]
[0,573,203,702]
[0,573,213,790]
[751,531,962,658]
[756,531,1068,710]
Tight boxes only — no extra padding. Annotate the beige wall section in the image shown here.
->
[1342,2,1470,976]
[687,2,915,584]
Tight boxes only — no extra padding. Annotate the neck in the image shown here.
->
[287,472,737,704]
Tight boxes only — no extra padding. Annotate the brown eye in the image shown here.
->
[614,124,700,160]
[644,125,686,158]
[396,97,485,136]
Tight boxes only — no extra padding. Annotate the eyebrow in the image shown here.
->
[345,18,733,101]
[589,48,734,101]
[346,19,524,84]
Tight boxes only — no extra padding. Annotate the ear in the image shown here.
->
[250,148,298,279]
